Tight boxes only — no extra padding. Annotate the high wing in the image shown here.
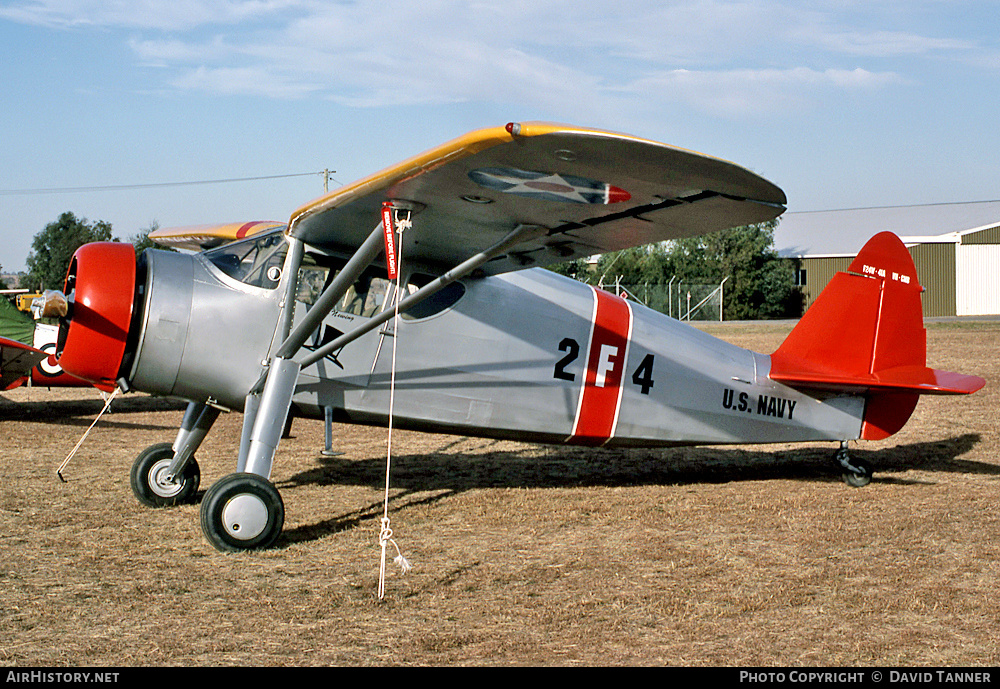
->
[287,122,787,275]
[148,221,286,252]
[0,337,47,391]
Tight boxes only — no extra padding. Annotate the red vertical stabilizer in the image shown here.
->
[769,232,984,440]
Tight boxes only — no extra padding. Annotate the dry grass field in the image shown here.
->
[1,320,998,667]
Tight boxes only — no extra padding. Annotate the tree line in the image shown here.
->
[6,213,801,322]
[548,220,803,320]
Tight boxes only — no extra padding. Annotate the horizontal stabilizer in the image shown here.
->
[770,364,985,396]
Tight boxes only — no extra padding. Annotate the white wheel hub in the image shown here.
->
[149,459,183,498]
[221,493,268,540]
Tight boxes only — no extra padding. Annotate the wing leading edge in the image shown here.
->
[287,122,787,275]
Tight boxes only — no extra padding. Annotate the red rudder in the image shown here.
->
[770,232,984,440]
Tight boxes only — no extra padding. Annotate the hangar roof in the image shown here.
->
[775,200,1000,258]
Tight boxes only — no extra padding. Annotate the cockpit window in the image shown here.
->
[400,277,465,320]
[338,272,393,317]
[296,263,328,305]
[294,258,465,320]
[204,231,288,289]
[203,236,469,317]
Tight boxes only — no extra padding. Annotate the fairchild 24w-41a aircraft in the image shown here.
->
[44,122,984,553]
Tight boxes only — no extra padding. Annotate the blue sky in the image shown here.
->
[2,0,998,273]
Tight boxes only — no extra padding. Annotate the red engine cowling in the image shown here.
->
[56,242,138,392]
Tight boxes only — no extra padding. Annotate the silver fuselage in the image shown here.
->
[125,238,864,448]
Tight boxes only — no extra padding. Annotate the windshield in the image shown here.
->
[204,230,288,289]
[204,234,467,317]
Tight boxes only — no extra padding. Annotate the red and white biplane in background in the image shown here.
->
[0,337,48,391]
[1,294,90,391]
[41,122,984,553]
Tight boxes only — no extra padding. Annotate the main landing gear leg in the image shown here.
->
[836,440,873,487]
[194,215,541,553]
[130,401,219,507]
[198,225,385,554]
[199,357,299,553]
[199,238,310,554]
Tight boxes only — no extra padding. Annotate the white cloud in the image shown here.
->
[0,0,980,114]
[129,35,233,65]
[170,65,322,98]
[623,66,903,118]
[0,0,303,30]
[801,28,977,58]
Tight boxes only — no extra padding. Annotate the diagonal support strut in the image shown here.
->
[298,223,546,369]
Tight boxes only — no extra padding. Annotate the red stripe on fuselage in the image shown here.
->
[569,287,633,445]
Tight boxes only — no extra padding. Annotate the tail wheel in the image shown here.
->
[200,473,284,553]
[834,442,873,488]
[130,442,201,507]
[841,458,873,488]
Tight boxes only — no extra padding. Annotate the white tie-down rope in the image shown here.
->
[57,386,121,481]
[378,208,413,600]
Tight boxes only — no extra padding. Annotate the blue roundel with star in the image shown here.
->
[469,167,631,205]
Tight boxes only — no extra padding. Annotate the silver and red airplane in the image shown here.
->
[44,122,984,552]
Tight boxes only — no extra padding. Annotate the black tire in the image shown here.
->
[200,473,285,553]
[130,442,201,507]
[842,458,873,488]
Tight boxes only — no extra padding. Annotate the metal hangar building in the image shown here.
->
[775,201,1000,318]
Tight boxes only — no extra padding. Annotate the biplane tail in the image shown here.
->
[769,231,985,440]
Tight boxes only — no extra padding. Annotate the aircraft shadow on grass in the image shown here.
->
[274,432,986,547]
[6,392,986,549]
[0,395,187,433]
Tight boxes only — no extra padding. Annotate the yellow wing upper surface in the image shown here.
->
[148,221,286,252]
[287,122,786,275]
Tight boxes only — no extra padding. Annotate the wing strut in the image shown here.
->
[238,205,545,480]
[298,222,546,368]
[274,222,387,361]
[238,212,407,478]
